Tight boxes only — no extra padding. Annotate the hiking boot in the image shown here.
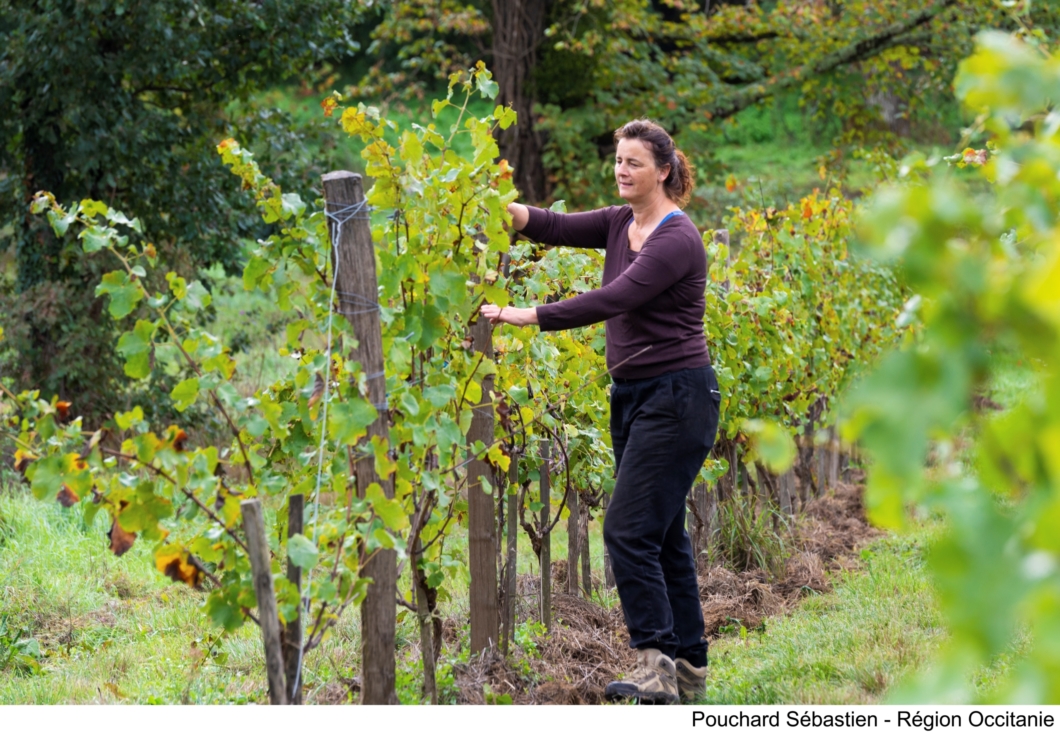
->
[674,658,707,703]
[604,648,679,704]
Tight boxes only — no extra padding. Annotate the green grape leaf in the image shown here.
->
[116,320,155,379]
[96,270,144,319]
[170,377,200,412]
[327,398,378,446]
[287,534,319,569]
[366,482,408,531]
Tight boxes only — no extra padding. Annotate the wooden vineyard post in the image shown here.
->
[705,482,718,555]
[602,492,616,591]
[778,471,794,516]
[689,482,708,561]
[713,229,730,289]
[828,425,840,490]
[567,484,580,596]
[283,494,304,704]
[728,443,740,500]
[780,472,797,513]
[241,499,288,705]
[799,419,816,504]
[580,506,592,598]
[816,431,828,497]
[539,439,552,630]
[502,448,519,655]
[323,171,397,704]
[467,313,500,654]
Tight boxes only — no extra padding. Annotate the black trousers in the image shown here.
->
[604,365,720,667]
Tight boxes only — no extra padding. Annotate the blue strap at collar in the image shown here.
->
[658,210,685,228]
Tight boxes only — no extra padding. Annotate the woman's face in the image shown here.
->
[614,137,668,203]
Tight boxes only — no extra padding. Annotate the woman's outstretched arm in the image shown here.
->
[515,203,613,250]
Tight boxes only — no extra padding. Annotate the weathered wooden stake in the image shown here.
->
[466,316,500,654]
[778,470,794,516]
[567,485,581,596]
[602,502,616,590]
[690,481,708,558]
[728,442,739,499]
[816,435,828,497]
[283,494,304,704]
[580,507,592,598]
[828,425,840,489]
[241,499,288,705]
[323,171,397,704]
[797,419,816,502]
[705,483,718,551]
[502,449,519,655]
[714,229,731,292]
[539,439,552,630]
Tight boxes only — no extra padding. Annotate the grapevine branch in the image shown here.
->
[434,344,654,478]
[534,420,574,537]
[93,232,258,486]
[100,449,251,555]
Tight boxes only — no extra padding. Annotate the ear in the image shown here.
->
[659,165,670,183]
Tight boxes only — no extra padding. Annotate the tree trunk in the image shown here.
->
[491,0,550,203]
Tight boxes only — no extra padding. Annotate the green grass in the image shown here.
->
[0,481,386,704]
[0,475,610,704]
[0,485,260,703]
[701,523,946,704]
[4,473,1021,705]
[204,261,295,395]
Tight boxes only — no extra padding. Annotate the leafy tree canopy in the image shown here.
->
[0,0,363,418]
[355,0,1060,205]
[1,0,362,285]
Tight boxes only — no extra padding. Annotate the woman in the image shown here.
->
[481,119,721,704]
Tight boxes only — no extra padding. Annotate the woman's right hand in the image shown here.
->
[480,303,538,327]
[507,202,529,231]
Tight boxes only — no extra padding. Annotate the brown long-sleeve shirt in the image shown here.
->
[524,204,711,380]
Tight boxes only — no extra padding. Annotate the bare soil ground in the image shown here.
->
[453,475,881,704]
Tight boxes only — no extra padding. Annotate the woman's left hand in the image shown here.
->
[480,304,539,327]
